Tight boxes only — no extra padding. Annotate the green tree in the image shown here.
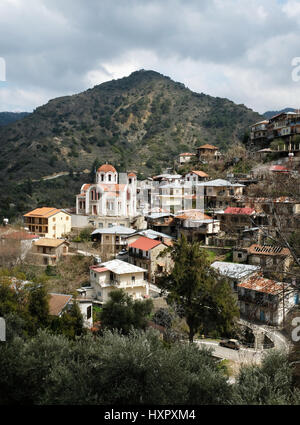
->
[233,350,300,405]
[27,284,50,327]
[100,289,153,334]
[157,236,239,342]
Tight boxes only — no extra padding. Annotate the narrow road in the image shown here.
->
[196,340,263,364]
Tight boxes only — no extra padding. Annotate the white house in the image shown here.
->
[89,259,149,302]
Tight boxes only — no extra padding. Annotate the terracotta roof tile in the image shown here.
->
[97,164,117,173]
[224,207,255,215]
[49,293,72,316]
[24,207,62,218]
[197,144,218,150]
[129,236,162,251]
[238,276,285,295]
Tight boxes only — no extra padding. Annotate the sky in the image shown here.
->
[0,0,300,114]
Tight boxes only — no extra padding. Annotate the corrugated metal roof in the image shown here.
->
[211,261,260,280]
[92,226,136,235]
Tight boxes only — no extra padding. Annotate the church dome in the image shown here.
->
[97,164,117,173]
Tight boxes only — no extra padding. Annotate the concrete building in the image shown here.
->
[91,225,136,260]
[89,259,151,302]
[24,207,71,238]
[196,179,245,210]
[184,170,209,184]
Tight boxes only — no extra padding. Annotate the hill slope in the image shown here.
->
[0,70,264,221]
[0,70,262,183]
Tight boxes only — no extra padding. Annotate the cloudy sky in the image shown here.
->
[0,0,300,113]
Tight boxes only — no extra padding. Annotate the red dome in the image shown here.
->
[128,172,136,177]
[97,164,117,173]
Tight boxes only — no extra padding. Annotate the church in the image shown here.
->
[76,164,137,218]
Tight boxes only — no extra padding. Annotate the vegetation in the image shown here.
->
[100,289,153,334]
[0,70,262,221]
[0,273,86,339]
[157,236,239,342]
[0,324,299,405]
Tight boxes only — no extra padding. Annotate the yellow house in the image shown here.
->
[24,207,71,239]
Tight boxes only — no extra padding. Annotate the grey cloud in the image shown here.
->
[0,0,300,111]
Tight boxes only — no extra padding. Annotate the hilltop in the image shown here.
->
[0,70,263,220]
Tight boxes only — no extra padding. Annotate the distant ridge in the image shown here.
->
[263,108,296,120]
[0,69,262,184]
[0,111,31,127]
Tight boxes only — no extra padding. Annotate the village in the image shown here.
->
[0,110,299,367]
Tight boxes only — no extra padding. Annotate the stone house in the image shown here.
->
[29,238,69,266]
[233,244,293,273]
[237,275,298,325]
[211,261,260,292]
[174,210,220,244]
[128,236,173,284]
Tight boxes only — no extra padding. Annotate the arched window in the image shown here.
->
[108,174,111,182]
[101,174,104,182]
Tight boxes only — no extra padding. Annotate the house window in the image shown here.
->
[86,306,92,320]
[131,276,135,282]
[108,174,112,182]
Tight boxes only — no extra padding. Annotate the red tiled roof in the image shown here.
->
[238,276,285,295]
[190,170,209,178]
[197,144,218,150]
[97,164,116,173]
[129,236,162,251]
[92,267,108,273]
[49,293,72,316]
[180,152,195,156]
[224,207,255,215]
[128,172,137,177]
[270,165,289,172]
[24,207,61,218]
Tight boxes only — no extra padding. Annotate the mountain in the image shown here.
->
[0,70,262,220]
[0,112,31,127]
[263,108,296,120]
